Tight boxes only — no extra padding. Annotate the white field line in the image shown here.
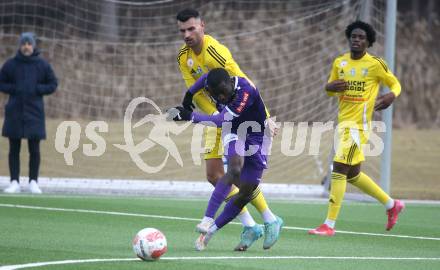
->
[1,256,440,270]
[1,203,439,241]
[2,193,440,206]
[0,259,136,270]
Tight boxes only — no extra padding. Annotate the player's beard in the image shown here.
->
[185,38,196,47]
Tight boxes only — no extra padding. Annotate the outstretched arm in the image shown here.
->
[191,108,234,127]
[168,106,234,128]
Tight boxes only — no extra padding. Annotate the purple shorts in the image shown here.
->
[224,136,268,185]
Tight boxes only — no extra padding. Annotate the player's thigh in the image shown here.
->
[240,165,264,187]
[203,126,223,160]
[347,163,361,179]
[333,128,366,166]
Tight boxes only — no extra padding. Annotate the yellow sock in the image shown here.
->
[225,185,248,214]
[249,185,269,213]
[348,172,391,205]
[326,172,347,221]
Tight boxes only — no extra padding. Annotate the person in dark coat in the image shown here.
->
[1,32,58,194]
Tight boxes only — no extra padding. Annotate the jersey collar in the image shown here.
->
[233,76,239,90]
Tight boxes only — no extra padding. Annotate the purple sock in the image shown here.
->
[214,197,242,229]
[204,179,232,218]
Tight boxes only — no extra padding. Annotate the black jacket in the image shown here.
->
[0,49,58,139]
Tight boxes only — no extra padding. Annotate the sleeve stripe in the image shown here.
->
[177,47,189,62]
[179,46,189,54]
[372,57,388,72]
[225,106,239,117]
[178,47,189,56]
[207,47,226,66]
[207,50,225,67]
[207,46,226,63]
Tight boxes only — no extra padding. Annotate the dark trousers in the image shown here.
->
[8,138,40,182]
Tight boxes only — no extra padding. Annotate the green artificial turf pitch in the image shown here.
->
[0,194,439,270]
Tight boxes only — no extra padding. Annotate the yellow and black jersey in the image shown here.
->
[177,35,251,115]
[327,52,401,130]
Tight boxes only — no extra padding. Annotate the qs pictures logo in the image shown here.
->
[54,97,191,173]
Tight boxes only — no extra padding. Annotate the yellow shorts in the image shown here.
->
[333,128,369,165]
[204,126,223,160]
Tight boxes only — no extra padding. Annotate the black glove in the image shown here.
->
[167,106,192,121]
[182,91,195,111]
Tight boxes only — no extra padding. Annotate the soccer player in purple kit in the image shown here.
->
[170,68,283,251]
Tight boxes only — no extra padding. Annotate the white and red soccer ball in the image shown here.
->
[132,228,167,261]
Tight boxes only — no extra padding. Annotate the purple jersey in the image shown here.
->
[191,76,267,137]
[190,76,270,172]
[225,77,267,136]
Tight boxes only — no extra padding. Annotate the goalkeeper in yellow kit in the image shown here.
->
[176,8,280,250]
[309,21,405,236]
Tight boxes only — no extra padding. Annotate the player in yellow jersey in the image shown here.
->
[309,21,405,236]
[176,8,280,251]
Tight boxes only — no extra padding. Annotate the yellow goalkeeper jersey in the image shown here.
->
[327,52,401,130]
[177,35,251,115]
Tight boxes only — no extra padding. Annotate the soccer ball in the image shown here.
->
[132,228,167,261]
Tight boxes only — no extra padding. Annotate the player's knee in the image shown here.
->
[226,156,243,181]
[234,190,253,209]
[206,172,221,186]
[206,159,225,186]
[226,165,241,182]
[233,184,257,208]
